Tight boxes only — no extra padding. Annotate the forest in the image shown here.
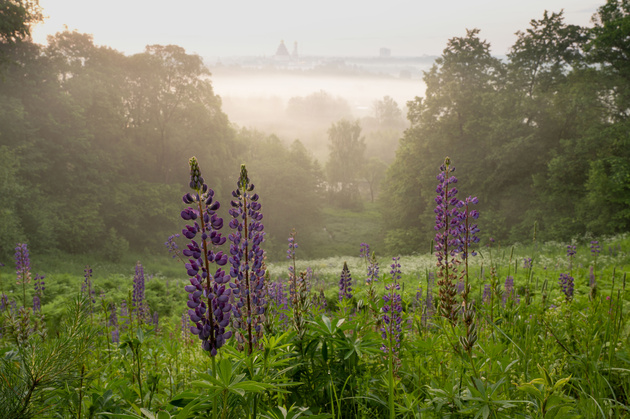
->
[0,0,629,418]
[0,2,628,261]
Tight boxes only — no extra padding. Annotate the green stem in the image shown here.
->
[212,356,218,419]
[78,364,85,419]
[388,353,395,419]
[136,344,144,407]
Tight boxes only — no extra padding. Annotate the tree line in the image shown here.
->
[0,28,324,260]
[1,0,629,259]
[382,2,630,253]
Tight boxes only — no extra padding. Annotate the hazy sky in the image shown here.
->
[32,0,602,58]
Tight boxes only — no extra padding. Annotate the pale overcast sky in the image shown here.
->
[31,0,602,58]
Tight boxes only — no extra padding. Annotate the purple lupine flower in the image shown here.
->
[269,281,289,327]
[338,261,353,302]
[228,164,266,355]
[590,241,600,255]
[82,266,96,306]
[434,157,462,324]
[112,328,120,344]
[32,295,41,312]
[181,157,231,356]
[413,288,423,308]
[0,294,8,312]
[482,284,491,305]
[381,257,404,364]
[359,243,370,261]
[109,303,118,327]
[165,234,182,261]
[15,243,31,286]
[523,258,533,269]
[287,231,298,261]
[503,276,519,306]
[181,311,189,337]
[305,267,314,294]
[120,299,128,318]
[152,312,159,329]
[132,262,147,322]
[33,274,45,312]
[287,230,299,300]
[457,196,480,259]
[558,273,574,302]
[15,243,31,307]
[566,245,577,258]
[366,251,380,285]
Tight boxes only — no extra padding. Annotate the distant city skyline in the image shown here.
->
[32,0,601,58]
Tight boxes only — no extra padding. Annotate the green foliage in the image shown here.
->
[0,0,43,46]
[382,8,630,253]
[0,297,96,418]
[0,234,628,418]
[325,119,366,209]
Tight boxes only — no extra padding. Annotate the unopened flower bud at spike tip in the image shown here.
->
[239,164,249,190]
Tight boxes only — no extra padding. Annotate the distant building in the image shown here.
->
[292,42,298,60]
[274,40,291,61]
[379,48,391,58]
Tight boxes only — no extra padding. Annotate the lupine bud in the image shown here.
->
[338,262,353,302]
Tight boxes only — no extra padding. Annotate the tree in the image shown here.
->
[587,0,630,116]
[588,0,630,83]
[326,119,366,208]
[363,157,387,203]
[373,95,404,128]
[382,29,504,251]
[238,130,324,259]
[508,11,586,99]
[125,45,226,183]
[286,90,352,124]
[0,0,42,44]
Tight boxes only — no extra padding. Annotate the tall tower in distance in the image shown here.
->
[292,42,298,60]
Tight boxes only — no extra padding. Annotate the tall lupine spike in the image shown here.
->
[33,275,45,312]
[558,273,574,302]
[15,243,31,308]
[338,261,353,302]
[287,229,298,300]
[590,240,601,255]
[228,164,266,355]
[363,247,380,321]
[434,157,462,325]
[180,157,231,356]
[132,262,149,323]
[381,257,404,370]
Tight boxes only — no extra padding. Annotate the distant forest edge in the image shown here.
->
[1,1,629,260]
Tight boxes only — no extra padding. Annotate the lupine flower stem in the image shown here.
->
[382,257,403,419]
[181,157,231,356]
[15,244,31,308]
[228,164,266,355]
[434,157,463,325]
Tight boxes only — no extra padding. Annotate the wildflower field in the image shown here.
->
[1,158,629,419]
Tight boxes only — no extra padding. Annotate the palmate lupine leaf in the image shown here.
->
[192,359,280,398]
[260,404,333,419]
